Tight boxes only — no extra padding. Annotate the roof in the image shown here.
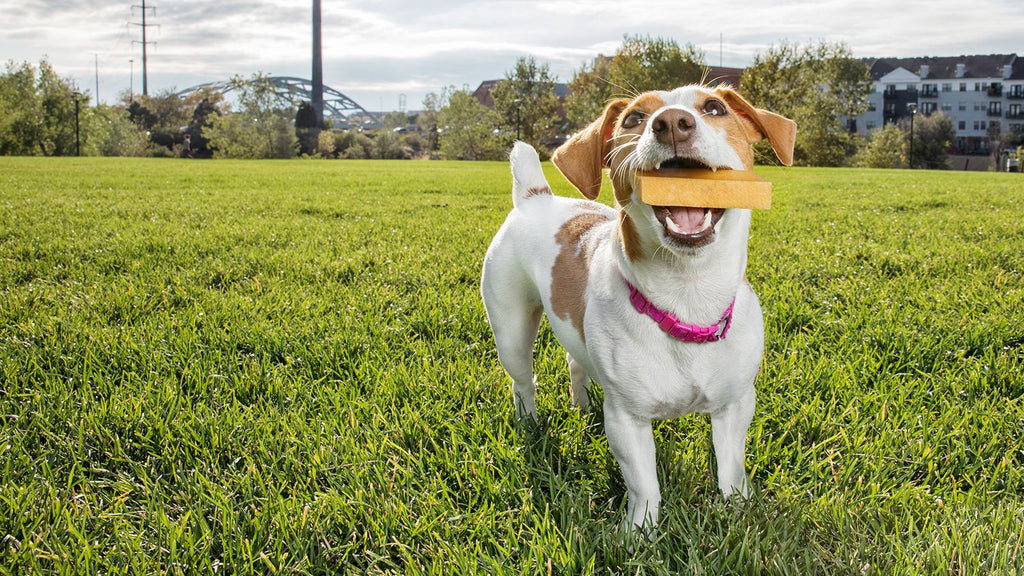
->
[863,54,1023,81]
[704,66,744,88]
[472,80,571,109]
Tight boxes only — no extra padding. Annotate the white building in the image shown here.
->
[855,54,1024,155]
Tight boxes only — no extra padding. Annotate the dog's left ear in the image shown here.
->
[716,87,797,167]
[552,98,630,199]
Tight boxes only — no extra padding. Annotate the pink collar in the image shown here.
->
[624,278,734,343]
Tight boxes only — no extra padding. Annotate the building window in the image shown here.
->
[958,121,966,130]
[959,101,967,111]
[959,83,967,92]
[941,103,952,112]
[989,102,1002,116]
[942,83,952,92]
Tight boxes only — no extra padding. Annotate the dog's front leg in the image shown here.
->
[710,387,755,499]
[604,405,660,531]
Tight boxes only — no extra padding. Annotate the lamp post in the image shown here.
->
[514,98,523,141]
[72,91,81,157]
[907,103,918,169]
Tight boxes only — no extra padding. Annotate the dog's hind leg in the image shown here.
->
[481,261,543,421]
[567,353,591,410]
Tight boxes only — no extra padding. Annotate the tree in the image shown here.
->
[566,36,706,128]
[438,90,505,160]
[904,112,955,169]
[566,55,614,130]
[203,73,298,159]
[491,57,559,153]
[332,131,374,159]
[125,90,194,155]
[417,90,450,155]
[854,124,905,169]
[0,60,82,156]
[382,111,411,131]
[742,41,872,166]
[185,93,224,158]
[372,130,411,159]
[608,35,705,94]
[87,104,155,157]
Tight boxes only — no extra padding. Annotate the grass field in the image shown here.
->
[1,156,1022,574]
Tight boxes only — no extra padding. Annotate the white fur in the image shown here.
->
[482,88,775,532]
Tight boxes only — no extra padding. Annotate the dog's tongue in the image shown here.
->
[666,206,708,235]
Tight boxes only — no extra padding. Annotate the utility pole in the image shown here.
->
[131,0,156,96]
[94,54,100,107]
[312,0,324,126]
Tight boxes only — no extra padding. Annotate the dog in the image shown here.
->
[480,85,796,531]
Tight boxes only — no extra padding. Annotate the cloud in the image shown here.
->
[2,0,1023,110]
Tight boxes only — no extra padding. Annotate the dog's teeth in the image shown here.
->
[702,209,712,229]
[666,215,682,234]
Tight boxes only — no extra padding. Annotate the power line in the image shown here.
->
[131,0,156,96]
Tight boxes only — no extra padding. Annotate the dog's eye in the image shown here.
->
[622,111,645,129]
[703,99,727,117]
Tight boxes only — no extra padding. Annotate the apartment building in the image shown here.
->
[855,54,1024,154]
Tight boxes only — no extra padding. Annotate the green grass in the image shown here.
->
[0,156,1022,574]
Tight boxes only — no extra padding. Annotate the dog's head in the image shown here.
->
[552,85,795,259]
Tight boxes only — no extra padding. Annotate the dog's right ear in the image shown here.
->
[552,99,629,200]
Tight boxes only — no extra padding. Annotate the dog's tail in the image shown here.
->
[510,141,552,209]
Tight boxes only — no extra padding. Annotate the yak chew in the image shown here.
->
[637,169,772,209]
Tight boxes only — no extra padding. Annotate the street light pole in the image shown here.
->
[907,103,918,169]
[73,91,81,157]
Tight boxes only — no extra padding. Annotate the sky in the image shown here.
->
[2,0,1023,113]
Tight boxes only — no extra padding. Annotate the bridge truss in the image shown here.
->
[177,76,376,128]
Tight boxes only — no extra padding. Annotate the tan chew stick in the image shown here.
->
[637,169,772,209]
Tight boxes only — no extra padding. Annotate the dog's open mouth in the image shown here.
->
[655,206,726,241]
[650,157,726,244]
[654,157,714,171]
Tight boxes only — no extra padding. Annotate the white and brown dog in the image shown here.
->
[481,85,796,530]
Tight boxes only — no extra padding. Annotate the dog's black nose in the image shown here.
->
[651,109,696,145]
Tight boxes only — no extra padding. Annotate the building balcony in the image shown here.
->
[987,109,1004,117]
[883,88,916,99]
[988,85,1003,97]
[1007,111,1024,119]
[1007,90,1024,100]
[920,87,939,98]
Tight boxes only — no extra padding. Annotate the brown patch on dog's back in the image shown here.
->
[552,211,611,342]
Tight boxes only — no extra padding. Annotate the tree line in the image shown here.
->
[5,38,1017,167]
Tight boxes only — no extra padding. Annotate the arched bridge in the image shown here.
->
[177,76,375,128]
